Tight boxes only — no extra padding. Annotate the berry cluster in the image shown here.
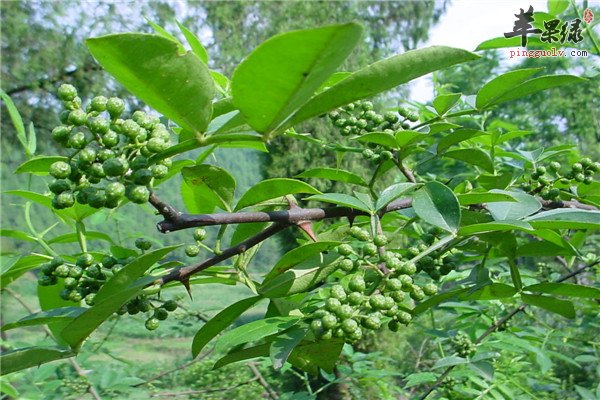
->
[37,239,177,330]
[59,377,90,397]
[306,226,439,343]
[327,101,420,164]
[184,228,207,257]
[38,253,123,305]
[116,297,178,331]
[48,84,174,210]
[521,158,598,200]
[451,332,476,358]
[408,245,458,281]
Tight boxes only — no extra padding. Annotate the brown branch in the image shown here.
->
[247,362,279,400]
[156,223,289,285]
[418,260,600,400]
[152,194,413,233]
[3,287,102,400]
[151,194,598,235]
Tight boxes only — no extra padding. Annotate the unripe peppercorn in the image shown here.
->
[337,244,354,256]
[185,245,200,257]
[58,84,78,101]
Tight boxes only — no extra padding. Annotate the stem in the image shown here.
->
[571,0,600,55]
[76,221,88,253]
[24,202,59,257]
[418,260,600,399]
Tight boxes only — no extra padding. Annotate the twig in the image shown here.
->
[133,350,213,387]
[418,260,600,399]
[3,287,103,400]
[156,223,288,285]
[150,376,260,397]
[247,362,278,400]
[150,194,597,234]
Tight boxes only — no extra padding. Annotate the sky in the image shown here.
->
[409,0,595,101]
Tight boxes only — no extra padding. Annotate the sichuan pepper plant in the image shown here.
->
[2,21,599,397]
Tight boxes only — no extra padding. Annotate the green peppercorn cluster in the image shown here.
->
[116,297,178,331]
[184,228,207,258]
[327,101,419,164]
[521,158,599,200]
[48,84,175,210]
[451,332,476,358]
[60,377,90,396]
[37,238,177,330]
[408,245,458,281]
[37,252,125,305]
[305,226,439,343]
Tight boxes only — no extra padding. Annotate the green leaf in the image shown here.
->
[288,46,479,128]
[259,253,340,298]
[547,0,570,16]
[0,346,75,375]
[176,20,209,63]
[0,89,29,156]
[0,229,36,242]
[86,33,215,132]
[288,339,344,374]
[524,209,600,229]
[93,245,179,304]
[523,283,600,299]
[230,222,269,246]
[487,190,541,221]
[475,36,548,51]
[191,296,263,357]
[444,148,494,173]
[356,132,398,149]
[433,93,461,115]
[27,123,36,155]
[0,254,50,286]
[487,75,586,108]
[404,372,438,388]
[412,181,461,234]
[181,165,236,213]
[213,343,271,369]
[461,283,517,300]
[458,220,533,236]
[496,130,533,144]
[375,183,416,211]
[476,68,542,109]
[47,231,113,245]
[15,156,68,175]
[437,128,487,154]
[145,18,184,50]
[509,260,523,291]
[232,23,362,133]
[412,287,470,315]
[38,284,74,346]
[433,356,468,369]
[270,326,308,370]
[61,275,155,349]
[521,293,575,319]
[456,191,516,205]
[427,122,461,134]
[306,193,371,213]
[2,307,86,331]
[0,380,18,397]
[395,130,428,147]
[265,241,341,281]
[215,316,300,353]
[235,179,320,210]
[296,168,367,186]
